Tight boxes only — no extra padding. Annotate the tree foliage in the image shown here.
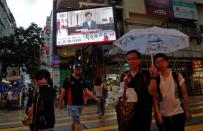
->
[0,23,44,78]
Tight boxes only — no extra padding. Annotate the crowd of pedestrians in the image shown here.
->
[16,49,192,131]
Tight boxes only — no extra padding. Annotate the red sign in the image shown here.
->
[144,0,174,17]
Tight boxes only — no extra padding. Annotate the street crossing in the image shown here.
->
[1,96,203,131]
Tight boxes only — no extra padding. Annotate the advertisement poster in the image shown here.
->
[144,0,174,17]
[56,7,116,46]
[172,0,198,20]
[52,68,60,88]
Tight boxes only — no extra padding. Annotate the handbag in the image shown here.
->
[115,83,136,124]
[66,85,73,105]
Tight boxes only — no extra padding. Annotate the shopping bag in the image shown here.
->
[115,97,136,123]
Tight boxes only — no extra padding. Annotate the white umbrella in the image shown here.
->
[107,46,126,56]
[113,26,189,64]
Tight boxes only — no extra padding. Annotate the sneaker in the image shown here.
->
[100,115,105,119]
[98,114,102,119]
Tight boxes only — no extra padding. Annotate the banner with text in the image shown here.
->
[144,0,174,17]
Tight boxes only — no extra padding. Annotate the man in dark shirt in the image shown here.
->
[59,63,100,131]
[117,50,157,131]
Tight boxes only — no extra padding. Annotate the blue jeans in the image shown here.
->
[96,96,105,116]
[68,105,83,122]
[162,113,185,131]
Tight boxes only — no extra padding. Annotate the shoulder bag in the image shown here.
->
[115,83,137,124]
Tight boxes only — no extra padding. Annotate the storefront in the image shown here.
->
[191,60,203,95]
[192,60,203,84]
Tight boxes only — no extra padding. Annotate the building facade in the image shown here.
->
[52,0,203,94]
[0,0,15,38]
[41,14,61,88]
[41,16,52,68]
[123,0,203,57]
[0,0,16,77]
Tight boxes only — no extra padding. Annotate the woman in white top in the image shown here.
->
[94,77,108,119]
[7,88,13,109]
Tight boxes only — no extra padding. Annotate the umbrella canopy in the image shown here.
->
[113,26,189,55]
[107,46,126,56]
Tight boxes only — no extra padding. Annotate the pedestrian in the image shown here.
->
[116,50,157,131]
[29,69,56,131]
[59,63,100,131]
[7,88,13,109]
[153,53,192,131]
[25,79,37,131]
[94,77,108,119]
[57,19,61,35]
[0,77,8,95]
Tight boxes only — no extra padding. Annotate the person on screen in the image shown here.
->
[57,19,61,35]
[103,33,109,41]
[82,12,97,30]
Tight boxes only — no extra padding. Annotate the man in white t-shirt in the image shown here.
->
[153,53,192,131]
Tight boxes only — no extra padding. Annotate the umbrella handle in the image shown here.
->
[151,52,154,65]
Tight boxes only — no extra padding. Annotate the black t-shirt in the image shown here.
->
[63,75,86,105]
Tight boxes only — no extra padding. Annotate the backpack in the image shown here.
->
[64,77,72,105]
[156,72,183,103]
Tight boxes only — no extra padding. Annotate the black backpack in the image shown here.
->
[63,77,71,104]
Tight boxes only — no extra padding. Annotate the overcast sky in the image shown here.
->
[7,0,53,28]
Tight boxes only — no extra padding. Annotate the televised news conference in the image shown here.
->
[56,7,117,46]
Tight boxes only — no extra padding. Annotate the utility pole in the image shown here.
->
[52,0,57,56]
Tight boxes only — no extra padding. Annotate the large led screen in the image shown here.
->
[56,6,116,46]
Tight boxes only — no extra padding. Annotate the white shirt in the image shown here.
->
[94,83,106,97]
[87,21,91,28]
[7,90,13,101]
[159,71,185,117]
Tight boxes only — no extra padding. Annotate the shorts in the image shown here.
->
[68,105,83,122]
